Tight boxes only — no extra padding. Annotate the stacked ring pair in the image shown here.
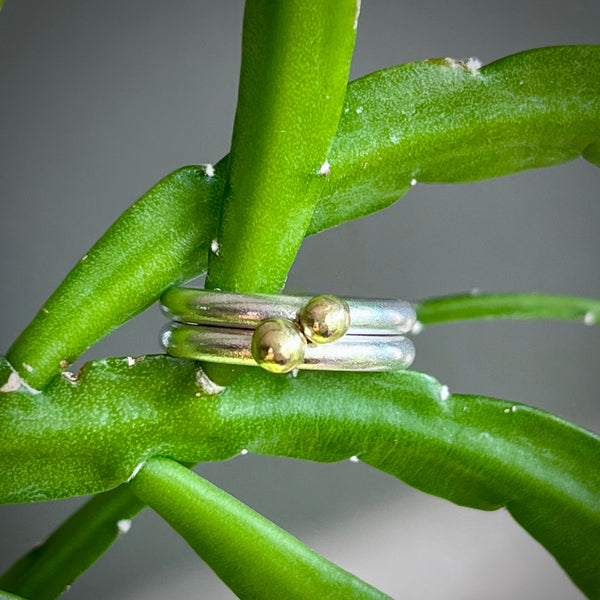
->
[160,288,416,373]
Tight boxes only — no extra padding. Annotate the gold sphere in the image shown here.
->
[251,318,306,374]
[299,294,351,344]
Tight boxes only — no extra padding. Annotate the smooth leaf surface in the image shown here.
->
[8,46,598,391]
[7,166,221,390]
[206,0,358,294]
[0,486,144,600]
[1,354,598,597]
[309,44,600,232]
[416,293,600,326]
[130,458,390,600]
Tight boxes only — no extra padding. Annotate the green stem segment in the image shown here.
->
[1,354,599,597]
[129,457,390,600]
[416,293,600,326]
[7,166,221,390]
[206,0,358,294]
[0,486,144,600]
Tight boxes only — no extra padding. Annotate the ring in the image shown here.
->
[160,288,416,374]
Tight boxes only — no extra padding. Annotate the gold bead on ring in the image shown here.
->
[251,318,306,374]
[299,294,350,344]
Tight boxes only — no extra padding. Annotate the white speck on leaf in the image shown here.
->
[465,57,482,75]
[196,368,226,395]
[318,160,330,177]
[1,371,23,393]
[127,462,146,482]
[504,408,511,414]
[61,371,80,384]
[0,366,41,395]
[23,363,33,373]
[291,368,300,378]
[59,359,70,368]
[356,106,363,114]
[410,178,418,186]
[349,455,360,463]
[440,385,450,401]
[126,355,146,367]
[117,519,131,535]
[81,254,88,262]
[240,449,249,455]
[511,405,518,413]
[445,57,481,75]
[211,239,220,256]
[584,311,596,326]
[203,163,215,178]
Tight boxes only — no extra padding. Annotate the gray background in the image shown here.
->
[1,1,599,598]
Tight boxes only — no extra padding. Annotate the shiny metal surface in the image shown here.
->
[161,323,415,371]
[299,294,350,344]
[251,319,306,374]
[160,288,416,335]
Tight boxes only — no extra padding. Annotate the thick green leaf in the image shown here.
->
[0,486,144,600]
[309,44,600,232]
[6,166,221,390]
[129,458,390,600]
[206,0,358,294]
[1,354,598,597]
[416,292,600,326]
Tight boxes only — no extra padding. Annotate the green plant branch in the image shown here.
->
[0,486,144,600]
[205,0,358,294]
[308,44,600,232]
[129,457,390,600]
[3,43,599,600]
[1,354,599,596]
[416,293,600,327]
[7,46,598,392]
[7,166,223,390]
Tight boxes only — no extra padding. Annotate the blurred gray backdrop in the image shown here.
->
[1,1,599,598]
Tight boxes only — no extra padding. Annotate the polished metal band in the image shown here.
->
[160,288,416,373]
[161,323,415,372]
[161,288,416,335]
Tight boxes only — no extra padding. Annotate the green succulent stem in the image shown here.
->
[129,458,390,600]
[6,166,222,390]
[0,486,144,600]
[1,25,598,600]
[1,353,599,597]
[416,293,600,326]
[205,0,358,295]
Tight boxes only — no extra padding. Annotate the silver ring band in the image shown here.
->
[161,288,416,335]
[159,288,416,373]
[161,323,415,372]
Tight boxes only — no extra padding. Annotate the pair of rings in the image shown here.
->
[160,288,416,374]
